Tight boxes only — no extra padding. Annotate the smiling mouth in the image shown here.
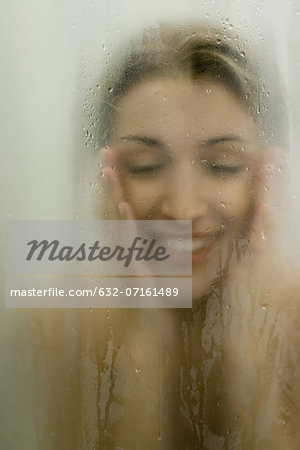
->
[160,237,208,252]
[155,234,220,264]
[137,222,223,262]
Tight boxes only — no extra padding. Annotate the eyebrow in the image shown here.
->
[119,134,250,150]
[120,135,164,147]
[201,135,249,147]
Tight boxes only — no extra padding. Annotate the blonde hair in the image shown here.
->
[97,23,287,148]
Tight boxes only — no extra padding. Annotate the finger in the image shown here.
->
[100,147,126,204]
[100,150,139,227]
[101,148,138,220]
[259,163,275,199]
[100,146,118,170]
[118,201,136,220]
[102,166,124,205]
[248,202,269,253]
[248,161,275,250]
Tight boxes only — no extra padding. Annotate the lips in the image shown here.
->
[136,222,222,264]
[156,234,218,264]
[161,237,206,252]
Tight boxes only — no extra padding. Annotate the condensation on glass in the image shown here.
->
[2,2,300,449]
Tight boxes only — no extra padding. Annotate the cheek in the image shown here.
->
[122,178,162,216]
[216,176,255,221]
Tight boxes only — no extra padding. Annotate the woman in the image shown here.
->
[38,23,300,449]
[91,23,300,449]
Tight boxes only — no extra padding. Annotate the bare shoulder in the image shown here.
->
[255,251,300,303]
[261,252,300,344]
[235,250,300,330]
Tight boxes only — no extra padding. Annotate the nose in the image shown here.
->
[160,167,209,221]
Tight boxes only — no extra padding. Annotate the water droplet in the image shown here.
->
[240,51,245,58]
[135,368,141,374]
[216,38,222,45]
[108,87,113,93]
[205,88,212,94]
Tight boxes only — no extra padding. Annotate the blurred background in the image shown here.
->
[1,0,300,447]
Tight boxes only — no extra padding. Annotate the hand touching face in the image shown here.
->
[106,78,262,299]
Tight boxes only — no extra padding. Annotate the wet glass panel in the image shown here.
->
[2,1,300,449]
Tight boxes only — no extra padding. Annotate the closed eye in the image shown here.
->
[202,161,243,175]
[128,164,163,175]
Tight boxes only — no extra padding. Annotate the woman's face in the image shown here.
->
[110,77,262,299]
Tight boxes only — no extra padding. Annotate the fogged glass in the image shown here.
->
[2,1,300,449]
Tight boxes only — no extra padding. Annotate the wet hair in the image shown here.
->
[97,23,288,148]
